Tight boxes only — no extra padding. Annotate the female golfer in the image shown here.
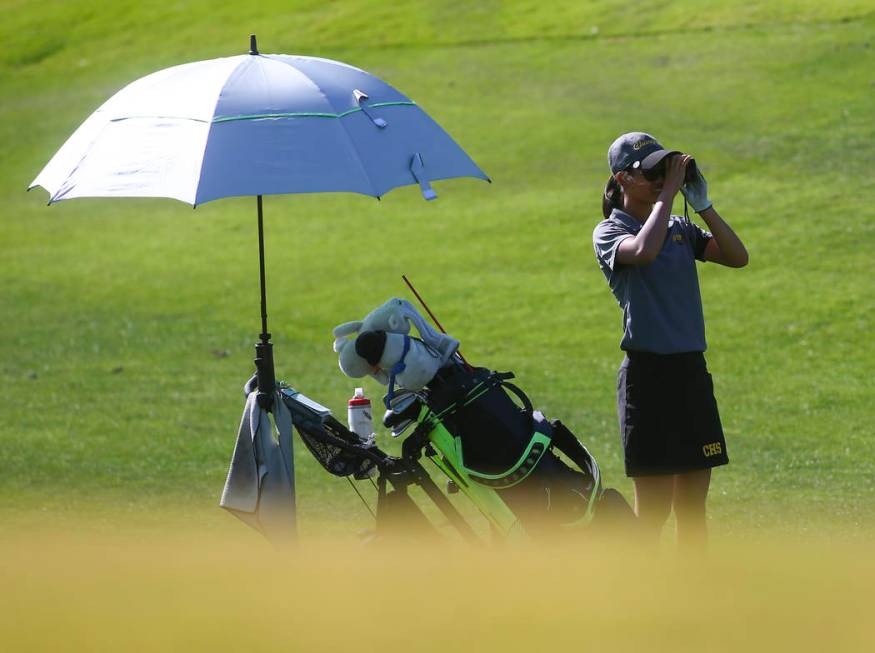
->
[592,132,748,550]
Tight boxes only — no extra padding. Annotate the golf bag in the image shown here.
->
[282,361,632,541]
[271,297,634,541]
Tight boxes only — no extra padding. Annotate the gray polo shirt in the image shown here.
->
[593,209,712,353]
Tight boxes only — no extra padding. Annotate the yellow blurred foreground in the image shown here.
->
[2,528,873,652]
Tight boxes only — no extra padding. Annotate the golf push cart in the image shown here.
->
[273,297,632,543]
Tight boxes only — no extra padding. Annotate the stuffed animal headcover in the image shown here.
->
[332,298,460,391]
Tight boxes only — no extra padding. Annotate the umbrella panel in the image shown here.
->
[195,106,487,204]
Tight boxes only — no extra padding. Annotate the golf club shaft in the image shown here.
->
[402,274,471,370]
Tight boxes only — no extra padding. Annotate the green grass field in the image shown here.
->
[1,0,873,541]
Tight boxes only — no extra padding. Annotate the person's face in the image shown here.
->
[619,164,665,203]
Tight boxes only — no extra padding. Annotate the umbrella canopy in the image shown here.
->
[30,39,489,206]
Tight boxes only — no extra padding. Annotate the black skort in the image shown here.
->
[617,350,728,477]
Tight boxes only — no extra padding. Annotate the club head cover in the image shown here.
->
[332,298,457,383]
[360,298,413,335]
[333,321,364,348]
[355,330,387,366]
[334,320,371,379]
[384,333,442,391]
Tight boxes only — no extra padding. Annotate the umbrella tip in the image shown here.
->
[249,34,259,55]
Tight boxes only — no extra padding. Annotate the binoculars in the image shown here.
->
[641,155,700,184]
[684,158,701,185]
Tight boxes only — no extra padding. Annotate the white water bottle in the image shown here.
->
[347,387,375,446]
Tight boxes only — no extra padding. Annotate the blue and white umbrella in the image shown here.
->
[29,35,489,394]
[29,36,489,539]
[31,37,488,205]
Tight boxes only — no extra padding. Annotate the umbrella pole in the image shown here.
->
[254,194,276,409]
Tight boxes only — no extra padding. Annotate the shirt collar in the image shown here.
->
[610,208,643,232]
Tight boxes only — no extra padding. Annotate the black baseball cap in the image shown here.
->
[608,132,680,174]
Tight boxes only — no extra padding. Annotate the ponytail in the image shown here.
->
[602,175,623,218]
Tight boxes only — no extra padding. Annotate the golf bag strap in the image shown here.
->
[464,430,552,489]
[550,420,594,476]
[383,335,412,409]
[432,371,535,434]
[549,419,602,517]
[499,380,533,417]
[491,373,535,435]
[525,420,600,530]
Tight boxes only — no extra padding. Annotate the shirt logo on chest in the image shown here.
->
[672,234,684,244]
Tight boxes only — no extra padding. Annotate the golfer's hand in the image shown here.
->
[660,155,690,199]
[681,165,712,212]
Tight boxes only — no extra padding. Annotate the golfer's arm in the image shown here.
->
[700,207,749,268]
[616,199,672,265]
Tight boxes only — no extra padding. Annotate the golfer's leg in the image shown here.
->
[673,468,711,552]
[633,475,674,545]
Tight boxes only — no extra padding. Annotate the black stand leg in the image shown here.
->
[412,464,480,544]
[375,473,436,538]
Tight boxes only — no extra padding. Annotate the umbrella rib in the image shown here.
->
[43,111,113,203]
[332,110,383,198]
[108,115,212,123]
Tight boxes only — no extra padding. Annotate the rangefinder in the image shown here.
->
[684,158,700,185]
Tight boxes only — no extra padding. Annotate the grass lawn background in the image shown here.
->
[1,0,873,539]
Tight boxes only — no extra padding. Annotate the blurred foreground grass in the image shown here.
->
[2,527,873,652]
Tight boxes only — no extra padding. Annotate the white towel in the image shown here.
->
[220,391,296,542]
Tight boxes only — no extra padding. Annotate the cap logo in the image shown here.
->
[632,139,657,151]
